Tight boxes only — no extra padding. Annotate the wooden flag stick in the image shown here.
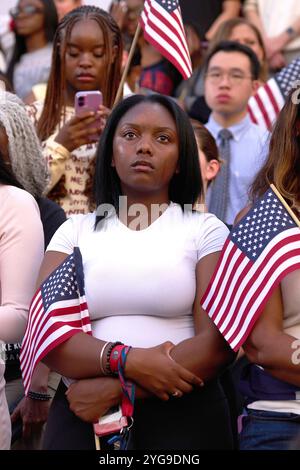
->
[113,22,141,107]
[270,183,300,228]
[95,434,101,450]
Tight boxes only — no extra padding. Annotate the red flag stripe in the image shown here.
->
[217,234,300,337]
[211,253,252,323]
[222,245,300,340]
[206,246,242,314]
[247,104,258,124]
[201,238,231,307]
[264,82,280,115]
[145,0,191,62]
[253,92,272,130]
[143,8,191,73]
[140,0,192,79]
[140,15,191,79]
[23,329,85,392]
[21,295,88,362]
[229,257,300,351]
[21,303,89,377]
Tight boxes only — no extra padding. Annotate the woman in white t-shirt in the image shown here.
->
[28,94,235,450]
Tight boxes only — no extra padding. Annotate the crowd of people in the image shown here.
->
[0,0,299,451]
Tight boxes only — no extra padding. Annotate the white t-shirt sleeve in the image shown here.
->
[46,216,79,254]
[196,213,229,261]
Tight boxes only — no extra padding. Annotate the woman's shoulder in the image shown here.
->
[60,212,96,233]
[234,204,252,225]
[0,184,38,209]
[169,204,229,238]
[26,100,44,123]
[0,186,41,234]
[181,205,228,229]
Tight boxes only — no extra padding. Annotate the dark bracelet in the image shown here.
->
[104,341,124,375]
[28,390,51,401]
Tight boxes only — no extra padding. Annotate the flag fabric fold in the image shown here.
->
[201,187,300,352]
[248,57,300,131]
[20,247,92,395]
[140,0,192,80]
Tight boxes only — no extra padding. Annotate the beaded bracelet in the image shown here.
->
[104,341,124,375]
[28,390,51,401]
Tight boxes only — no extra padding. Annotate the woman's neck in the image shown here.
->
[25,31,47,53]
[118,193,171,230]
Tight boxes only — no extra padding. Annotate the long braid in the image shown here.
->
[37,6,123,141]
[0,92,49,197]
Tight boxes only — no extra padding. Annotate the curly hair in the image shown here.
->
[0,92,49,197]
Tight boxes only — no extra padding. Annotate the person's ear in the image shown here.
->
[251,79,260,96]
[111,156,115,167]
[206,159,220,182]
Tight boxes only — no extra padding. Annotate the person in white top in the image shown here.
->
[244,0,300,70]
[0,162,44,449]
[29,94,235,450]
[237,90,300,450]
[6,0,58,99]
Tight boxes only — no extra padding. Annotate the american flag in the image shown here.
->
[140,0,192,79]
[20,247,92,395]
[248,57,300,131]
[201,187,300,352]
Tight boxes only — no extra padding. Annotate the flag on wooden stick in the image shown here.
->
[140,0,192,79]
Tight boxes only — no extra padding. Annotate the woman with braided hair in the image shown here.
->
[27,5,123,217]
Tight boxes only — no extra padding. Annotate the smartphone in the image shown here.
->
[74,90,103,141]
[93,406,128,438]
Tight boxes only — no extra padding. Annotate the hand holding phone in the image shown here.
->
[75,91,103,141]
[54,91,104,151]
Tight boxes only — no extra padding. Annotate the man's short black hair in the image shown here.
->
[204,40,261,80]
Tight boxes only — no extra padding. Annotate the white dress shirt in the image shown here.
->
[206,114,269,225]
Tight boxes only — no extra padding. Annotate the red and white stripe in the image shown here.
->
[248,78,285,131]
[201,228,300,351]
[140,0,192,79]
[20,290,91,395]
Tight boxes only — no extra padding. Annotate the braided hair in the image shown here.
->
[0,92,49,197]
[37,5,123,141]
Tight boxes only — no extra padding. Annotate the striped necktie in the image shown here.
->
[208,128,233,221]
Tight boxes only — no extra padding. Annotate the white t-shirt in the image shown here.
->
[47,203,228,348]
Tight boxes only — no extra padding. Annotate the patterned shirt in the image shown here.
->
[27,102,97,217]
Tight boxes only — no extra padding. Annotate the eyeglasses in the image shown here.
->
[9,5,44,19]
[205,70,253,86]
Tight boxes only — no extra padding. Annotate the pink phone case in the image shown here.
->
[75,91,103,140]
[93,407,128,437]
